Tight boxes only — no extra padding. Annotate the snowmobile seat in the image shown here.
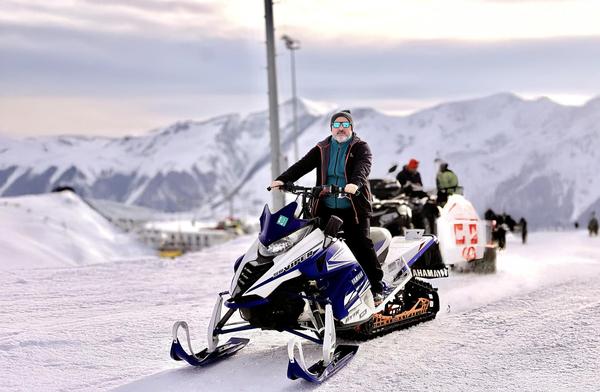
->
[369,227,392,264]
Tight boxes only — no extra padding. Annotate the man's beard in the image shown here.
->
[333,131,352,143]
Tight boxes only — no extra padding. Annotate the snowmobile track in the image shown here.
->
[340,279,439,340]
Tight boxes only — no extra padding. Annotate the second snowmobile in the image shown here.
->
[170,183,448,383]
[436,194,497,273]
[369,174,413,236]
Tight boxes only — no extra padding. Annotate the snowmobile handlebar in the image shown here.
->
[267,182,360,197]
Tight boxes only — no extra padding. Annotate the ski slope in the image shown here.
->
[1,232,599,391]
[0,191,152,270]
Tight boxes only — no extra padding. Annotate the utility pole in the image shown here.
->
[264,0,284,211]
[281,34,301,162]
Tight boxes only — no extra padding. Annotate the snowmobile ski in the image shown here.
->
[287,340,358,383]
[170,321,249,366]
[287,304,358,383]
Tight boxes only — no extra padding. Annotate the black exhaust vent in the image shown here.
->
[235,256,274,296]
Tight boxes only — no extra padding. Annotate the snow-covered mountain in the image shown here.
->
[0,98,331,213]
[1,93,599,228]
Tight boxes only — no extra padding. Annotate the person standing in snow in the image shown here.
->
[436,161,460,206]
[589,212,599,237]
[269,110,385,301]
[519,217,528,244]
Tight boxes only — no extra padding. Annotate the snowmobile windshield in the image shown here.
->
[258,201,311,247]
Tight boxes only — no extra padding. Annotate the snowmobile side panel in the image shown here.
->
[244,230,324,298]
[409,239,449,279]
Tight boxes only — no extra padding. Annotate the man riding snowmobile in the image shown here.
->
[168,112,448,383]
[270,110,384,301]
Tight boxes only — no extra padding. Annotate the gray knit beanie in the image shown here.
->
[330,110,353,127]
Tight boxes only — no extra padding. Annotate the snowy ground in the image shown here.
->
[0,192,152,270]
[1,231,599,391]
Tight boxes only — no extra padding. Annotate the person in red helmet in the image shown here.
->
[396,158,423,196]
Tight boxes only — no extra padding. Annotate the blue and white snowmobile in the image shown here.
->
[170,183,448,383]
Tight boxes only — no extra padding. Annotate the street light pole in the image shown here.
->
[281,35,301,163]
[264,0,284,211]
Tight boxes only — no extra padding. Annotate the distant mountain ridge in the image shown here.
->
[0,99,330,212]
[1,93,599,228]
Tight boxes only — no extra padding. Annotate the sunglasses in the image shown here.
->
[332,121,351,129]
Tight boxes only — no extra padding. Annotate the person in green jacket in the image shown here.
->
[436,161,459,206]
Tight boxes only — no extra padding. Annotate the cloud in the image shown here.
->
[80,0,216,14]
[2,2,600,136]
[289,37,600,102]
[4,21,600,100]
[0,0,243,39]
[0,23,265,96]
[5,0,600,44]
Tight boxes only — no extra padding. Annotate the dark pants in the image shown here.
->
[319,206,384,293]
[437,190,448,207]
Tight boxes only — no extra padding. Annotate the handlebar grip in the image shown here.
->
[267,182,289,191]
[330,184,360,196]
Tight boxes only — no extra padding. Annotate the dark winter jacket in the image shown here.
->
[436,168,459,192]
[276,134,373,222]
[484,209,497,221]
[396,165,423,195]
[519,218,528,233]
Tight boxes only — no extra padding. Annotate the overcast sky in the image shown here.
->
[1,0,600,136]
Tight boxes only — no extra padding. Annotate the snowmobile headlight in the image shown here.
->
[259,225,312,256]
